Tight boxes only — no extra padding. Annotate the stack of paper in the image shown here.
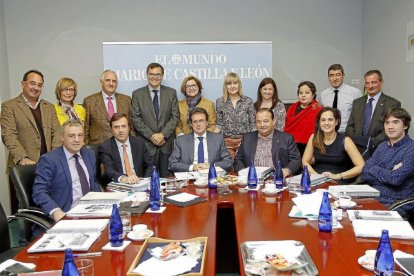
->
[328,185,380,198]
[238,167,272,179]
[107,178,150,192]
[198,166,226,177]
[288,174,328,186]
[347,210,403,221]
[66,192,128,217]
[290,193,324,218]
[351,220,414,239]
[28,219,109,252]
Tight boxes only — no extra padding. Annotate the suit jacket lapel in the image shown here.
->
[249,133,259,162]
[17,96,38,133]
[112,138,124,173]
[159,86,167,121]
[370,93,386,130]
[58,148,73,196]
[80,148,94,182]
[97,94,110,121]
[206,132,215,162]
[144,87,157,120]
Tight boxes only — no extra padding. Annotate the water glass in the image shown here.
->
[119,211,131,233]
[286,178,301,194]
[75,259,94,276]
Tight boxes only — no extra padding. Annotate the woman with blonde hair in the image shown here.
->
[176,75,217,135]
[216,72,255,159]
[54,77,85,125]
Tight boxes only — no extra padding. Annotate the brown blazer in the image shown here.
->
[83,92,132,145]
[1,94,62,167]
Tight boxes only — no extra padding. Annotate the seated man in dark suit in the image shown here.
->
[168,107,232,172]
[234,108,301,177]
[346,69,401,159]
[32,119,101,223]
[98,113,153,184]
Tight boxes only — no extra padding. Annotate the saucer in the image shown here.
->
[127,229,154,241]
[334,200,357,208]
[358,254,374,271]
[194,181,208,188]
[262,188,279,195]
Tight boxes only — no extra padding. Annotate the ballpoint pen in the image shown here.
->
[73,252,102,258]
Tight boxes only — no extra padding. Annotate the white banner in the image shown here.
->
[102,41,272,100]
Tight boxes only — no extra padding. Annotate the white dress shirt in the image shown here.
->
[318,83,361,132]
[189,132,208,171]
[101,91,117,113]
[115,138,135,181]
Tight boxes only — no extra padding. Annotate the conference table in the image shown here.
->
[14,182,414,275]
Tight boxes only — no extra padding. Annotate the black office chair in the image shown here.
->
[389,197,414,224]
[8,165,53,241]
[85,144,105,190]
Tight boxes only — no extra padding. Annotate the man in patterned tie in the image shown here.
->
[83,70,133,145]
[346,70,401,159]
[168,107,232,172]
[98,113,153,185]
[132,63,179,177]
[33,119,101,222]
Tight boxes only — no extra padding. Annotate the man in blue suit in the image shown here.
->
[33,119,101,222]
[168,107,232,172]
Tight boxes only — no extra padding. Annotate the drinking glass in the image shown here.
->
[119,211,131,233]
[75,259,94,276]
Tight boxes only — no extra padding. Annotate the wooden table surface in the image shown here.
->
[14,183,414,275]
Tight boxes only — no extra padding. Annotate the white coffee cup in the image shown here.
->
[133,224,147,237]
[338,195,352,206]
[195,176,208,185]
[265,183,276,191]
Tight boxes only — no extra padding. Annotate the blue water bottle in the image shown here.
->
[62,248,79,276]
[150,166,161,211]
[318,192,332,232]
[109,204,124,247]
[247,160,258,189]
[274,160,284,189]
[208,162,218,189]
[374,229,394,275]
[301,165,311,194]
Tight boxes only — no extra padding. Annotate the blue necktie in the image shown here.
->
[197,137,204,163]
[73,154,90,195]
[332,89,339,109]
[363,98,374,136]
[152,90,159,120]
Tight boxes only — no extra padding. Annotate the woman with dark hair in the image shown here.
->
[176,75,217,136]
[302,107,364,183]
[254,77,286,131]
[284,81,323,156]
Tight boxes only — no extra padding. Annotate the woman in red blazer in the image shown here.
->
[284,81,323,156]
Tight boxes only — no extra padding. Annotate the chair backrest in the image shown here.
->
[0,203,11,254]
[85,144,104,187]
[9,165,37,209]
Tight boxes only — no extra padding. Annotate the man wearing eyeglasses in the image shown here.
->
[1,69,61,167]
[1,69,61,219]
[132,63,179,177]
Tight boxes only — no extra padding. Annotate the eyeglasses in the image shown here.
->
[62,88,76,93]
[25,81,43,89]
[148,73,163,79]
[186,84,198,90]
